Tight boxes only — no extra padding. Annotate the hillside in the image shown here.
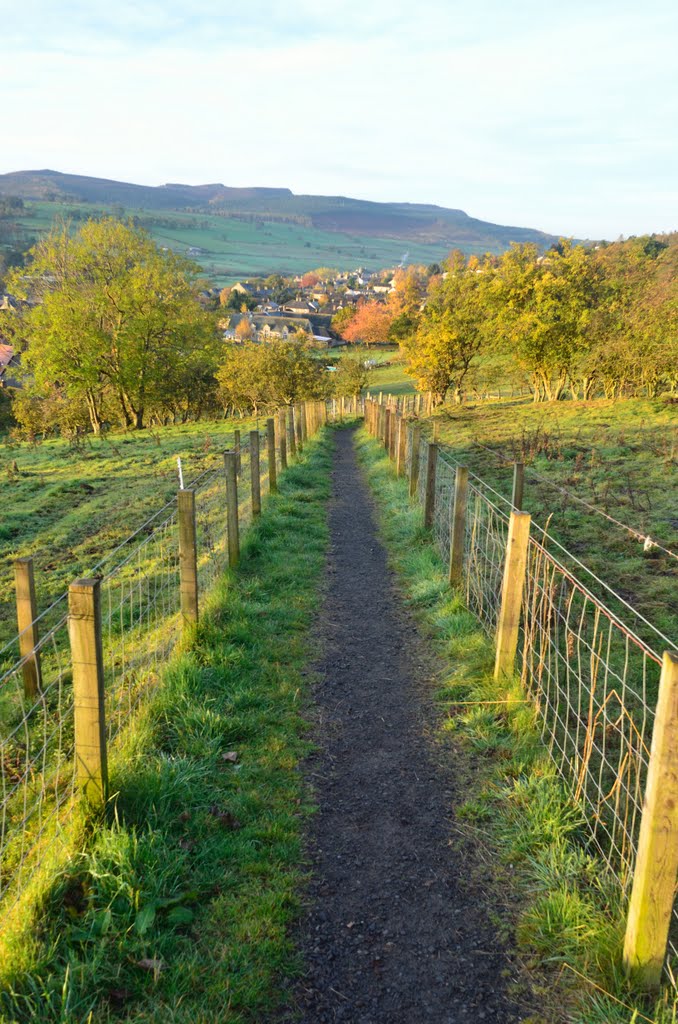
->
[0,168,562,282]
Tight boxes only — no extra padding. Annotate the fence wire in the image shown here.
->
[195,468,228,598]
[432,453,456,569]
[0,617,77,915]
[383,412,675,973]
[519,536,661,888]
[101,509,181,747]
[0,410,317,919]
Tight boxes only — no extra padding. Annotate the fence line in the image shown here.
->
[366,396,677,989]
[0,399,352,924]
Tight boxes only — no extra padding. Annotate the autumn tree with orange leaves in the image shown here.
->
[340,300,393,346]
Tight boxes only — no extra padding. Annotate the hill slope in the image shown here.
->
[0,169,562,281]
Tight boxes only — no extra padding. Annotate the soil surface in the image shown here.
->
[283,428,527,1023]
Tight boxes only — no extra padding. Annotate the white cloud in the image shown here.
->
[1,0,677,237]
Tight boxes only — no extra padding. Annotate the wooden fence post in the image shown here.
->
[278,409,287,469]
[299,403,307,452]
[178,489,198,627]
[409,423,421,498]
[512,462,524,511]
[449,466,469,586]
[68,578,108,807]
[250,429,261,516]
[395,416,404,476]
[624,651,678,990]
[14,558,42,697]
[224,451,239,567]
[234,429,241,475]
[301,402,308,443]
[494,511,531,680]
[389,411,397,461]
[424,442,438,528]
[288,407,297,458]
[267,418,278,494]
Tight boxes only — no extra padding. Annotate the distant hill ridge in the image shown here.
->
[0,169,559,249]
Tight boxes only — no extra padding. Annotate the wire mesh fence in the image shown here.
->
[101,508,181,747]
[0,403,331,922]
[0,616,77,916]
[366,397,676,970]
[519,534,661,889]
[463,485,511,636]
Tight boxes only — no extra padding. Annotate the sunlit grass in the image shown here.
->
[356,427,678,1024]
[0,433,332,1023]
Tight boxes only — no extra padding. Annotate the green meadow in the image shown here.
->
[0,417,263,650]
[427,396,678,648]
[12,202,454,284]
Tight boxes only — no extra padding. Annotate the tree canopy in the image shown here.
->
[8,218,218,431]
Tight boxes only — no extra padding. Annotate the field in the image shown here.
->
[427,396,678,650]
[12,202,455,284]
[0,417,262,650]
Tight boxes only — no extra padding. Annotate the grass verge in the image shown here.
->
[0,432,332,1024]
[355,427,677,1024]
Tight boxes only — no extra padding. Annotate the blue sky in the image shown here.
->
[2,0,677,239]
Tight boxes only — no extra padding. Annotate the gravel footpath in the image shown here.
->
[282,427,528,1023]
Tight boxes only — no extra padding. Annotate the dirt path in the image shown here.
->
[284,428,525,1023]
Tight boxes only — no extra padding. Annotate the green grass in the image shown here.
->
[355,427,678,1024]
[0,417,264,650]
[0,430,333,1023]
[421,395,678,649]
[367,362,417,396]
[13,201,457,284]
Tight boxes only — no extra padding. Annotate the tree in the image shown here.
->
[331,304,357,338]
[235,318,254,342]
[333,355,371,397]
[490,241,600,402]
[8,218,217,431]
[402,252,488,404]
[341,300,393,346]
[387,266,427,344]
[300,271,320,288]
[216,340,325,414]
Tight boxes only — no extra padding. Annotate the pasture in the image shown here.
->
[429,396,678,647]
[0,418,259,649]
[12,202,454,283]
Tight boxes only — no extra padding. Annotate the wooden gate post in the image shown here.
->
[278,409,287,469]
[267,418,278,494]
[224,451,239,567]
[68,578,108,807]
[424,442,438,528]
[178,489,199,627]
[14,558,42,697]
[409,423,422,498]
[512,462,525,511]
[250,429,262,516]
[624,651,678,990]
[449,466,469,586]
[494,511,531,680]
